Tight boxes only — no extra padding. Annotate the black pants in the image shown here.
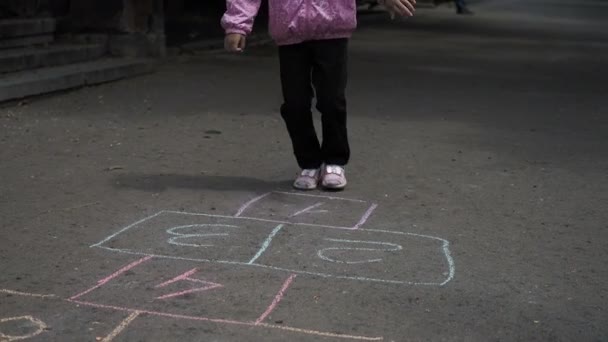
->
[455,0,468,11]
[279,39,350,170]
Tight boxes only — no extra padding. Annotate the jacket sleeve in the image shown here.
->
[221,0,262,36]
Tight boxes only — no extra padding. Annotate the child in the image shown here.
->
[454,0,473,15]
[222,0,416,190]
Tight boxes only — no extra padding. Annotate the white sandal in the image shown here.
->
[293,168,320,190]
[321,165,347,190]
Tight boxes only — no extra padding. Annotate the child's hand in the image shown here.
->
[225,33,246,52]
[381,0,416,18]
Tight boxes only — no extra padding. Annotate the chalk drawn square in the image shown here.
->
[0,295,125,341]
[94,211,283,264]
[67,257,387,341]
[234,192,378,229]
[252,226,454,286]
[93,211,454,286]
[70,257,296,321]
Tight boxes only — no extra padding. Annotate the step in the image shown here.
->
[0,18,56,40]
[0,44,106,74]
[0,58,153,102]
[0,34,54,49]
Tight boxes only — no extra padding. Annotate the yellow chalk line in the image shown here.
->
[100,311,141,342]
[0,315,48,341]
[0,289,56,299]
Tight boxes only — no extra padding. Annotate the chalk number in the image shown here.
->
[317,239,402,264]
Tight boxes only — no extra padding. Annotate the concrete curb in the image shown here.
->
[0,58,153,103]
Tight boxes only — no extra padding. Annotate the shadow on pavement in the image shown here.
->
[113,173,292,193]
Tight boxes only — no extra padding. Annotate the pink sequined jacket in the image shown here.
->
[221,0,358,46]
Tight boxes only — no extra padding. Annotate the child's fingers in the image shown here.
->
[224,35,245,52]
[397,0,415,16]
[224,37,235,51]
[238,36,246,51]
[392,2,412,16]
[387,0,413,17]
[400,0,416,13]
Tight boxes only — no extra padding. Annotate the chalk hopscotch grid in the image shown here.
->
[247,224,284,264]
[91,209,373,250]
[100,311,141,342]
[272,191,368,203]
[0,316,48,341]
[64,257,383,341]
[5,193,453,341]
[0,284,383,340]
[67,299,383,341]
[91,213,455,286]
[90,192,455,286]
[233,191,376,229]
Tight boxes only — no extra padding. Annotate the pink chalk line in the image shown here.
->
[155,268,223,300]
[67,299,382,340]
[69,256,153,300]
[18,259,381,340]
[156,268,198,287]
[234,192,271,217]
[255,273,297,325]
[352,203,378,230]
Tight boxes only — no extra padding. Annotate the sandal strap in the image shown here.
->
[300,169,319,177]
[325,165,344,175]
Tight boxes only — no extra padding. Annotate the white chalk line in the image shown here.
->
[249,263,419,285]
[353,203,378,229]
[90,191,369,248]
[93,245,448,286]
[318,251,383,264]
[317,239,403,265]
[101,210,368,233]
[248,224,284,264]
[441,239,456,286]
[168,234,229,247]
[91,212,455,286]
[170,211,348,229]
[166,224,239,248]
[0,289,57,299]
[0,316,48,341]
[93,225,455,285]
[273,191,367,203]
[91,211,165,247]
[289,202,325,217]
[101,311,141,342]
[237,215,360,230]
[362,228,456,285]
[234,192,271,217]
[166,224,239,235]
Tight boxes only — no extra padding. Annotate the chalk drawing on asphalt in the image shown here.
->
[2,191,455,341]
[0,316,47,341]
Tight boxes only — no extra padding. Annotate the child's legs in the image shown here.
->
[311,39,350,166]
[454,0,467,10]
[279,43,323,169]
